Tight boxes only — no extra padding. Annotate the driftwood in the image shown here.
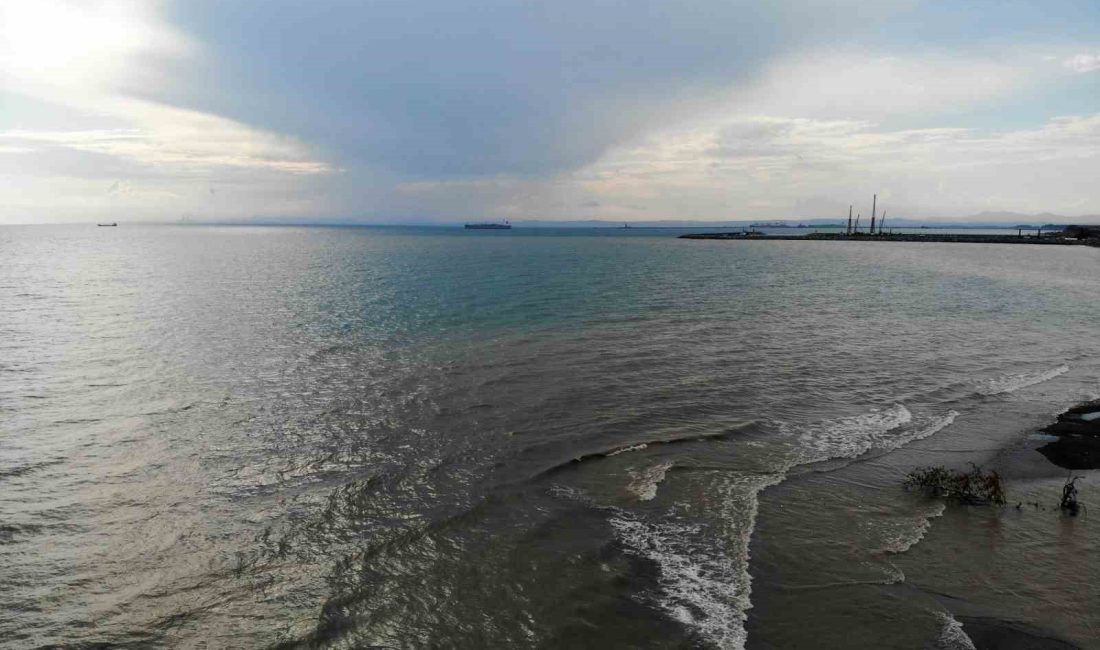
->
[904,463,1006,505]
[1060,476,1085,516]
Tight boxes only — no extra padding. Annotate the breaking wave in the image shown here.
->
[978,365,1068,396]
[787,405,959,466]
[792,404,913,463]
[607,443,648,457]
[609,473,784,650]
[528,425,751,480]
[626,461,672,501]
[936,612,977,650]
[877,501,946,555]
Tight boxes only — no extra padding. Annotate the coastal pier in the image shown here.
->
[679,231,1098,246]
[682,196,1100,246]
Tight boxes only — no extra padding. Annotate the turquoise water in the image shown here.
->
[2,225,1098,648]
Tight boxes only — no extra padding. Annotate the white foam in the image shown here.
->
[607,443,648,457]
[979,365,1069,395]
[936,612,977,650]
[793,404,914,463]
[879,561,906,584]
[877,500,945,555]
[626,461,673,501]
[609,473,784,650]
[547,484,597,506]
[902,410,960,447]
[786,406,962,466]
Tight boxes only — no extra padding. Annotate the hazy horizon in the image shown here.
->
[7,213,1097,228]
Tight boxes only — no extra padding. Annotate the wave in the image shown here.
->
[787,405,960,467]
[877,501,946,555]
[606,443,648,457]
[870,410,959,463]
[936,612,977,650]
[978,364,1068,396]
[527,424,752,480]
[609,473,784,650]
[0,458,64,481]
[910,410,959,444]
[791,404,912,464]
[0,522,47,544]
[626,461,673,501]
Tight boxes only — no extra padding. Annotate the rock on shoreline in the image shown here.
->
[1036,399,1100,470]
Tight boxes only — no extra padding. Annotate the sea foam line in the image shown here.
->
[936,612,977,650]
[609,473,785,650]
[878,500,947,555]
[793,403,913,464]
[788,405,960,466]
[894,410,959,452]
[979,364,1069,396]
[626,461,673,501]
[606,443,648,457]
[608,404,960,647]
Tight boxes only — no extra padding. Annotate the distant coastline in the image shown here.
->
[680,225,1100,246]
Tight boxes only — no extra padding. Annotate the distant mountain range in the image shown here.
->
[964,211,1100,225]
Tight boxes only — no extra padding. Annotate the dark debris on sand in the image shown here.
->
[1037,399,1100,470]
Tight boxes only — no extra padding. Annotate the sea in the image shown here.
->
[2,224,1098,649]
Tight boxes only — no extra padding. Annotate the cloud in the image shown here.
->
[2,1,1098,223]
[151,0,907,178]
[1064,53,1100,72]
[565,112,1100,218]
[0,0,333,222]
[0,1,190,93]
[0,108,333,176]
[724,52,1038,122]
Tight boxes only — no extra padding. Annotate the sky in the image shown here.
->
[1,0,1098,224]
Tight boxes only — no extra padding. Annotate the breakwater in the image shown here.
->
[679,232,1096,246]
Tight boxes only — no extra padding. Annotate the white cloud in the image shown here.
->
[1,104,332,176]
[1064,53,1100,73]
[0,1,190,90]
[314,109,1100,223]
[721,52,1035,121]
[566,112,1100,219]
[421,51,1092,222]
[0,0,333,222]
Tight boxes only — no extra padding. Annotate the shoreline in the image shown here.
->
[992,400,1100,479]
[937,398,1100,649]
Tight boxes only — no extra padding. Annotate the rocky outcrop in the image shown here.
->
[1037,399,1100,470]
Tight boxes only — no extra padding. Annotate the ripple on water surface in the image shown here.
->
[3,226,1100,648]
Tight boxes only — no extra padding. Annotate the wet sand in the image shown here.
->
[956,616,1081,650]
[954,399,1100,649]
[748,396,1099,649]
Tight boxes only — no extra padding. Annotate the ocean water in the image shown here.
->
[2,224,1098,649]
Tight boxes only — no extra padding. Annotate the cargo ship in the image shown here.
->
[464,222,511,229]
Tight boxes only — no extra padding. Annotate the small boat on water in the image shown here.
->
[97,222,118,227]
[465,222,511,230]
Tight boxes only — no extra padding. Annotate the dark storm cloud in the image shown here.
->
[148,0,892,178]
